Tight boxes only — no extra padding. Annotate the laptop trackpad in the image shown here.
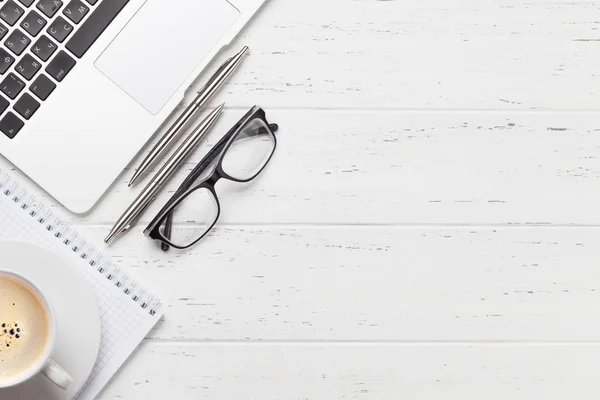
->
[95,0,239,114]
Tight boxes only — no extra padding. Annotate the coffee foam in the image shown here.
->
[0,275,50,380]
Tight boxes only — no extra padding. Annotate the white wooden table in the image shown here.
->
[5,0,600,398]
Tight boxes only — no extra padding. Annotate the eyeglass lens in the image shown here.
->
[221,118,276,181]
[159,187,219,247]
[160,117,276,248]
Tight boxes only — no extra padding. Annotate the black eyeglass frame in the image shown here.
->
[144,106,279,250]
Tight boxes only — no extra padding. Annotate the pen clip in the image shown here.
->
[196,56,233,96]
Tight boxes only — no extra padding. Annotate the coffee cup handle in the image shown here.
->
[42,359,73,390]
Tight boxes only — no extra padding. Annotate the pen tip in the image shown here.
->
[105,230,118,244]
[128,173,140,187]
[202,104,225,126]
[230,47,249,65]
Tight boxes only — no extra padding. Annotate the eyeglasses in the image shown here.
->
[144,106,279,250]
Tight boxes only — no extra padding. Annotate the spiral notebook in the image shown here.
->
[0,169,162,400]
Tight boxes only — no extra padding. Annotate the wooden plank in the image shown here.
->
[10,110,600,226]
[177,0,600,109]
[98,342,600,399]
[67,226,600,341]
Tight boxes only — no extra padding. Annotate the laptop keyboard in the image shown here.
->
[0,0,129,139]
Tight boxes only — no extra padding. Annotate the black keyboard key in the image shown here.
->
[0,1,24,26]
[47,15,72,42]
[45,50,74,81]
[84,0,97,5]
[1,72,24,98]
[18,0,35,6]
[31,34,56,61]
[36,0,62,18]
[0,48,14,74]
[5,29,30,55]
[14,92,39,119]
[15,54,41,80]
[66,0,129,58]
[30,73,55,100]
[20,10,47,37]
[63,0,88,24]
[0,23,8,41]
[0,112,23,138]
[0,95,8,115]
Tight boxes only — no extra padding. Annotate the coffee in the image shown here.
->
[0,274,50,380]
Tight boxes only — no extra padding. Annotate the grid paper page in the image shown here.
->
[0,175,161,400]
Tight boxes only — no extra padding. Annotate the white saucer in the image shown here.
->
[0,241,101,400]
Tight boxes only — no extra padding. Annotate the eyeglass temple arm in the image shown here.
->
[161,123,279,251]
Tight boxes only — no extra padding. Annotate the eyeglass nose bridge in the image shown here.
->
[205,172,222,187]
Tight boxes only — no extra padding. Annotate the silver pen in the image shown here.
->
[128,46,249,187]
[105,104,225,244]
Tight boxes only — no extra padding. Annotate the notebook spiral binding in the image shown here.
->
[0,171,160,317]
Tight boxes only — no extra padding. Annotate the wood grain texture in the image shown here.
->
[98,343,600,400]
[71,225,600,341]
[1,0,599,398]
[180,0,600,110]
[15,110,599,227]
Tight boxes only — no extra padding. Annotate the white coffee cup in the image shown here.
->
[0,270,72,391]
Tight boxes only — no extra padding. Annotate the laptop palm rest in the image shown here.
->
[95,0,240,115]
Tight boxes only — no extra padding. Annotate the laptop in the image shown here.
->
[0,0,266,213]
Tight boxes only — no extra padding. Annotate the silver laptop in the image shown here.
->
[0,0,266,213]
